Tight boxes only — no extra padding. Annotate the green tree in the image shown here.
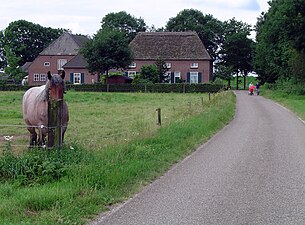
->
[254,0,305,84]
[4,46,25,83]
[138,64,159,83]
[218,18,253,89]
[81,29,133,83]
[214,64,235,89]
[0,31,6,70]
[166,9,224,59]
[101,11,147,42]
[1,20,64,68]
[155,58,169,83]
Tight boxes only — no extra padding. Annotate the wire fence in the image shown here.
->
[0,91,224,151]
[0,123,69,149]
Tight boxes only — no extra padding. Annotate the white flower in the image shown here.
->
[3,136,13,141]
[69,146,74,150]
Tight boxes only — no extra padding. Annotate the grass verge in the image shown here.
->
[0,91,235,224]
[262,89,305,121]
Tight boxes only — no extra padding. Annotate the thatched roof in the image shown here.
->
[40,33,88,56]
[130,32,212,60]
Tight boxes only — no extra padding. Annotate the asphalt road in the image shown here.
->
[92,91,305,225]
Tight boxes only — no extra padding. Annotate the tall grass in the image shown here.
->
[0,91,236,224]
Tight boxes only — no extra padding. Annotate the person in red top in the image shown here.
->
[249,83,255,95]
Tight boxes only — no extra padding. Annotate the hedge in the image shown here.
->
[66,83,223,93]
[0,83,223,93]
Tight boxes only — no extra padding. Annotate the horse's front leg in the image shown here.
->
[38,127,47,147]
[27,127,37,147]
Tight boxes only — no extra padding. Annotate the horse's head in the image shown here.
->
[47,71,66,100]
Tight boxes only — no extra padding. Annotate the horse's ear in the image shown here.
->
[47,71,52,80]
[61,71,65,79]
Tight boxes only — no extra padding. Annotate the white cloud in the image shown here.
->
[185,0,260,10]
[0,0,270,36]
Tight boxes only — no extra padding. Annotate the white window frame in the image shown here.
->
[57,59,67,70]
[40,73,46,81]
[128,71,136,78]
[34,73,39,81]
[190,63,199,69]
[129,62,136,68]
[165,63,171,69]
[174,72,181,83]
[73,73,81,84]
[190,72,199,84]
[44,62,50,67]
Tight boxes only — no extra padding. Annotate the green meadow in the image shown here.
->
[0,90,236,224]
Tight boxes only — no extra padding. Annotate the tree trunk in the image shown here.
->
[227,79,231,89]
[105,70,109,84]
[244,76,247,90]
[236,71,239,90]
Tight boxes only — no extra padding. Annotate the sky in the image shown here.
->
[1,0,270,36]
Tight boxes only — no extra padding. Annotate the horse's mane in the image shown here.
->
[36,80,50,102]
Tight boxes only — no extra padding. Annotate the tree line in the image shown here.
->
[254,0,305,88]
[1,1,305,89]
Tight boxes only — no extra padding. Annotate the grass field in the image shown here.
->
[1,91,222,150]
[0,90,236,224]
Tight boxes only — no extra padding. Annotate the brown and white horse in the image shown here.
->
[22,71,69,146]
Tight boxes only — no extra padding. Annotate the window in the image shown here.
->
[34,73,39,81]
[174,72,181,83]
[73,73,81,84]
[190,63,199,69]
[128,71,136,78]
[44,62,50,67]
[40,73,46,81]
[190,72,198,84]
[165,63,171,69]
[57,59,67,70]
[129,62,136,68]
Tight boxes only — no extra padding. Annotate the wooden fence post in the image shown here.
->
[48,99,63,149]
[156,108,161,126]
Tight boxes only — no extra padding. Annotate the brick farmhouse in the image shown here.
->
[127,32,213,83]
[27,32,98,86]
[26,31,212,86]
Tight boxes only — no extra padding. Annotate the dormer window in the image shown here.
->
[190,63,198,69]
[129,62,136,68]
